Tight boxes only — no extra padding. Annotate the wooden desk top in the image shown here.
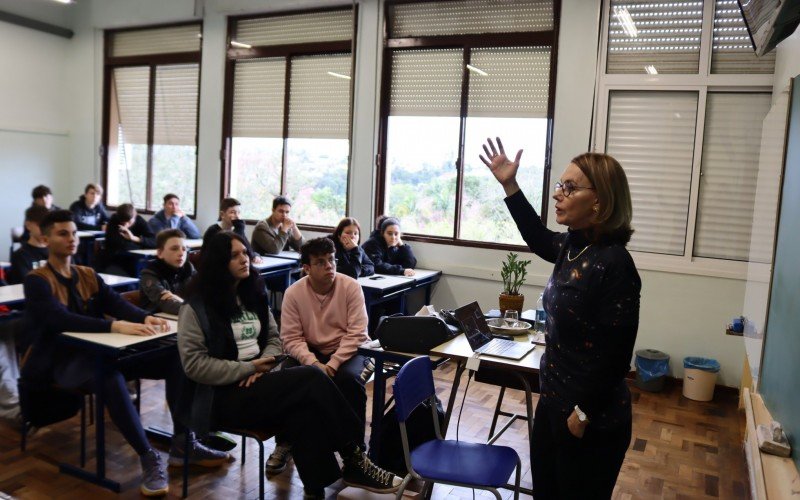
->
[430,334,544,374]
[63,320,177,349]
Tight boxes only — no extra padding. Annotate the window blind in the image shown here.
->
[390,0,553,37]
[152,64,199,146]
[231,58,287,138]
[467,46,551,118]
[389,49,463,117]
[694,93,771,261]
[606,0,703,74]
[112,66,150,145]
[111,24,201,58]
[606,91,698,255]
[287,53,352,140]
[234,10,352,47]
[711,0,775,74]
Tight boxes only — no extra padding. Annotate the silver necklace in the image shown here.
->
[567,244,592,262]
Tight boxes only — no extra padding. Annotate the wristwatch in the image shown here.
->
[574,404,589,423]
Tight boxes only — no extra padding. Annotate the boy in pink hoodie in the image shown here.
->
[270,237,370,474]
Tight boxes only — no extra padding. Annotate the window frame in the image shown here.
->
[101,20,203,216]
[375,0,562,251]
[220,6,358,231]
[592,0,775,279]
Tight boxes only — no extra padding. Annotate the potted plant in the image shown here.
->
[499,252,530,314]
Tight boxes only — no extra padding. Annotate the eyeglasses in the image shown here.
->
[554,181,595,198]
[311,257,338,268]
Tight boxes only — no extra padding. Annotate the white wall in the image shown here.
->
[8,0,792,387]
[0,19,71,256]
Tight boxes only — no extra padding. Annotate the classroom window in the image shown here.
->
[377,0,558,248]
[596,0,775,271]
[103,23,201,214]
[223,8,354,227]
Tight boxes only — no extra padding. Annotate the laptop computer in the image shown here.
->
[453,301,536,360]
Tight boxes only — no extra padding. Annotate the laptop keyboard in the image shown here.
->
[477,338,527,357]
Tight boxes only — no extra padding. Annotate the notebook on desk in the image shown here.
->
[453,301,535,360]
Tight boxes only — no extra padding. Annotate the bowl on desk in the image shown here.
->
[486,318,532,336]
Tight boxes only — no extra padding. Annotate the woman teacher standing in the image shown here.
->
[481,138,641,499]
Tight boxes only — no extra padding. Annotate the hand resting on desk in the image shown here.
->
[111,316,170,336]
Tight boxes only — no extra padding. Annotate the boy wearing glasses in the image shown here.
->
[270,237,370,475]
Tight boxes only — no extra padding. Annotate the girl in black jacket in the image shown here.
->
[328,218,374,279]
[361,216,417,276]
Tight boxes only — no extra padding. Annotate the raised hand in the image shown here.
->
[479,137,523,196]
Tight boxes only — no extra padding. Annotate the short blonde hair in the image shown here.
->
[571,152,634,245]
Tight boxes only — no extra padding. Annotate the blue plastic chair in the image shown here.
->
[392,356,521,499]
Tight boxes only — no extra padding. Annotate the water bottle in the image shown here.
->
[535,293,547,335]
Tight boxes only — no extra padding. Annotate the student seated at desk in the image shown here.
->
[21,210,228,497]
[69,183,109,231]
[328,218,374,279]
[140,229,195,315]
[99,203,156,277]
[8,205,49,285]
[361,215,417,277]
[21,185,61,242]
[202,197,262,263]
[268,237,372,475]
[178,232,400,498]
[148,193,201,239]
[251,195,304,255]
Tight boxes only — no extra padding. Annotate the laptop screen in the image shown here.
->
[453,301,492,351]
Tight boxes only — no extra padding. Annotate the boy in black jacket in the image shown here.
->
[139,229,195,314]
[69,183,109,231]
[101,203,156,277]
[9,205,50,284]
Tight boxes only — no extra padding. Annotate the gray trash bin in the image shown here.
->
[634,349,670,392]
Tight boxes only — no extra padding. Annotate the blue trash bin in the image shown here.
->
[635,349,670,392]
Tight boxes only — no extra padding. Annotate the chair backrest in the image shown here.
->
[120,289,142,307]
[393,356,436,423]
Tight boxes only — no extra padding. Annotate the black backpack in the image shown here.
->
[376,397,445,475]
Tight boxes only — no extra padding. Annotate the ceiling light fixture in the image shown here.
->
[230,40,252,49]
[327,71,351,80]
[466,64,488,76]
[52,0,74,4]
[614,6,638,38]
[644,64,658,74]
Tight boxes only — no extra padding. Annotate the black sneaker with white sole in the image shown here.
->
[341,448,402,493]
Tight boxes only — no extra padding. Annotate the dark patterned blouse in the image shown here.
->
[506,190,641,430]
